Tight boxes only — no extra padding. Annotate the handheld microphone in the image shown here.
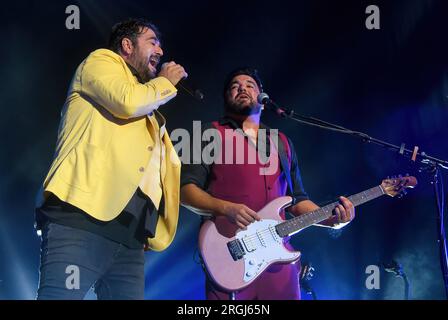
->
[257,93,293,117]
[177,78,204,101]
[159,60,205,101]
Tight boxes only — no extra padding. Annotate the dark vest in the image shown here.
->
[207,121,291,215]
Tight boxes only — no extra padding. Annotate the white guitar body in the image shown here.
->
[199,196,301,292]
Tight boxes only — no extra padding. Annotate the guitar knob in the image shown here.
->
[249,259,256,265]
[246,271,254,277]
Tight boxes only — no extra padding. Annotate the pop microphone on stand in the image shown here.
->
[257,93,293,117]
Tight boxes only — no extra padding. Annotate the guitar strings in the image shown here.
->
[240,213,322,244]
[238,187,383,247]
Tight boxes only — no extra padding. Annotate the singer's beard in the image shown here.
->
[129,51,156,83]
[225,99,262,116]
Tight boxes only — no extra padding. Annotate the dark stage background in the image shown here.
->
[0,0,447,299]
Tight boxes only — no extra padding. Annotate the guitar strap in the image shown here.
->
[275,133,295,203]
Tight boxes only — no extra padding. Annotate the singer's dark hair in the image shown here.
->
[222,67,263,98]
[108,18,161,54]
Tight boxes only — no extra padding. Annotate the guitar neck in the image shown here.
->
[276,185,385,237]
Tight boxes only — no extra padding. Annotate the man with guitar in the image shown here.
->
[180,67,355,300]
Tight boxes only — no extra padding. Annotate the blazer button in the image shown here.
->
[139,167,145,172]
[147,146,153,152]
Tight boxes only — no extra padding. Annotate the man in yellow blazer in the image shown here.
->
[35,18,186,299]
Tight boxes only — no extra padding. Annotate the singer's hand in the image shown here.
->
[158,61,188,86]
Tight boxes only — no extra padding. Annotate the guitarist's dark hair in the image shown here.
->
[222,67,264,99]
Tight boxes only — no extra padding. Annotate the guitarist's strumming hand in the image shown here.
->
[329,196,355,229]
[220,201,261,229]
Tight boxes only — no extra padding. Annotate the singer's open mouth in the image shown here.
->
[149,55,159,68]
[237,94,250,100]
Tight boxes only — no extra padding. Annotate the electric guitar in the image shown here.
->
[199,175,417,292]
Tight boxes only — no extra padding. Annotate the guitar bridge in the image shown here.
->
[227,239,246,261]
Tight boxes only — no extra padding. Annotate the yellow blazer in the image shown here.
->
[36,49,181,251]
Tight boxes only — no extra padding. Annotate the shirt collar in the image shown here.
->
[126,63,145,84]
[218,116,269,131]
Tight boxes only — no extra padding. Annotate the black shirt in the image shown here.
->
[36,188,160,249]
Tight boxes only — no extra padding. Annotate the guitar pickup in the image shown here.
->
[227,239,246,261]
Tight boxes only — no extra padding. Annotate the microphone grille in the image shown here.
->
[257,92,269,104]
[194,89,205,101]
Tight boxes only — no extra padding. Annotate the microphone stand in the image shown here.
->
[383,260,410,300]
[300,263,317,300]
[266,103,448,299]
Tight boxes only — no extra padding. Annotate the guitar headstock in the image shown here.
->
[381,175,417,197]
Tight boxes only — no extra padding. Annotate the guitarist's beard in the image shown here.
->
[225,99,262,116]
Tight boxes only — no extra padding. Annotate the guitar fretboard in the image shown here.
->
[275,185,385,237]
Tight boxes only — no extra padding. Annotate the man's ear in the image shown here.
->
[120,37,134,56]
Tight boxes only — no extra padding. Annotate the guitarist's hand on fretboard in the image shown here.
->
[331,196,356,229]
[315,196,355,229]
